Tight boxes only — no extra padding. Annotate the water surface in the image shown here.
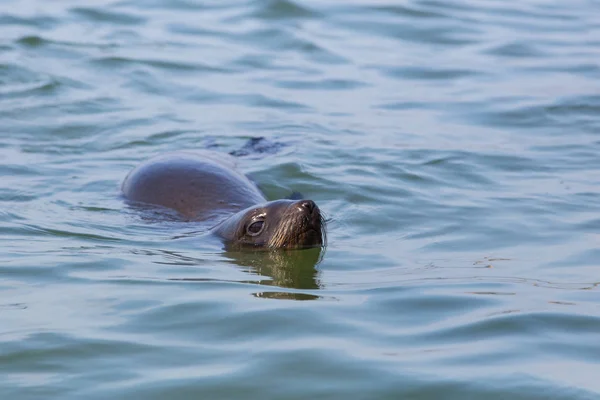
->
[2,0,600,398]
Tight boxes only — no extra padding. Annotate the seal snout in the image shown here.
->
[296,199,316,214]
[293,199,323,234]
[294,199,321,226]
[262,199,325,249]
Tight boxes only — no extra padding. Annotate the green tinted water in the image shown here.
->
[2,0,600,399]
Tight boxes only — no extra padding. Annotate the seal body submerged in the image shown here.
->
[122,152,325,249]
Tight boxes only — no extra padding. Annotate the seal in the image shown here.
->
[122,151,325,249]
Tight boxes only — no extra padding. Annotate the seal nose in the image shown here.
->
[297,199,316,214]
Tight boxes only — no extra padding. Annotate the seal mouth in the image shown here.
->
[301,226,325,249]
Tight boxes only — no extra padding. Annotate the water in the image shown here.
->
[2,0,600,398]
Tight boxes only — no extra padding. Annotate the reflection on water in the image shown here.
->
[224,247,324,290]
[166,247,324,293]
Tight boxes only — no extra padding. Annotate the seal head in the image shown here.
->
[213,199,325,249]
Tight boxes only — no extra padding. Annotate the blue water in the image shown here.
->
[2,0,600,398]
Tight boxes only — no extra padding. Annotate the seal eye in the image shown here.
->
[247,220,264,236]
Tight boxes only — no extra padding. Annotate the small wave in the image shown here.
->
[69,7,146,25]
[250,0,318,20]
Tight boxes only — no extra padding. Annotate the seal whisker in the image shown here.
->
[319,214,328,248]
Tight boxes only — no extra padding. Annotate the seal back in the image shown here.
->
[122,152,266,220]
